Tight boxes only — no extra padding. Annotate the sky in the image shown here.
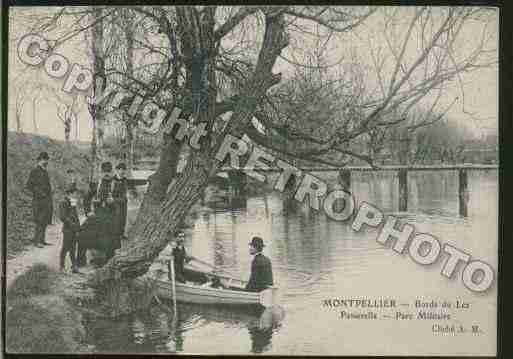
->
[7,6,499,142]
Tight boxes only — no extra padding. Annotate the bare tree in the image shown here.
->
[56,95,78,143]
[86,7,108,181]
[247,7,496,168]
[13,87,28,132]
[124,18,136,172]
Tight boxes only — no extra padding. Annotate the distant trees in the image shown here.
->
[366,110,497,165]
[55,95,78,143]
[12,77,47,134]
[12,73,79,138]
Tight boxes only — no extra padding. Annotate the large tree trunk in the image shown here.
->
[90,8,106,180]
[90,8,288,289]
[128,134,183,241]
[126,123,135,173]
[90,120,97,181]
[125,21,135,173]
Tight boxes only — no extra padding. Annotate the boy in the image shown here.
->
[59,184,81,273]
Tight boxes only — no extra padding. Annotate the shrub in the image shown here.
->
[6,264,86,353]
[7,263,56,299]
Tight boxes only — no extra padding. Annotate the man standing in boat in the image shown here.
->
[245,237,273,292]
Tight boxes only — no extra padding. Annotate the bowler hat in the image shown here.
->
[249,236,265,250]
[101,161,113,172]
[37,152,49,161]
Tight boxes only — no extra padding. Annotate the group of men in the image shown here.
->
[25,151,133,273]
[25,151,274,292]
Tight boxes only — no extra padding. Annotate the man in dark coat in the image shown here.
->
[245,236,274,292]
[170,231,191,283]
[112,163,134,242]
[96,161,117,261]
[76,200,105,267]
[25,151,53,247]
[76,162,117,268]
[59,184,81,273]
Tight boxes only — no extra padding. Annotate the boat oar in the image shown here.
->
[168,259,178,317]
[188,255,219,272]
[188,256,234,276]
[187,256,248,288]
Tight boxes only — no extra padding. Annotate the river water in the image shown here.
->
[84,170,498,355]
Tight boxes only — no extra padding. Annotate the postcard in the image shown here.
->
[4,5,500,356]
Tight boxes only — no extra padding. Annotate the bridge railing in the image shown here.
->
[220,164,498,172]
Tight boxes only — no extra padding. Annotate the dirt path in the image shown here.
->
[5,197,198,290]
[5,200,143,290]
[6,223,64,288]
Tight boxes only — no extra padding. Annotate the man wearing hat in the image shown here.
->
[59,184,81,273]
[25,151,53,247]
[97,161,115,204]
[112,162,135,243]
[245,236,273,292]
[96,161,117,261]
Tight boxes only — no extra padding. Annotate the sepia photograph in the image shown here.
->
[3,4,501,356]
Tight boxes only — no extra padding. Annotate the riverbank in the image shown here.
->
[6,263,93,353]
[4,188,202,353]
[4,215,157,353]
[6,131,90,258]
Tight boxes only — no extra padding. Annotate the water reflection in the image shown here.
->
[85,170,498,355]
[248,326,274,353]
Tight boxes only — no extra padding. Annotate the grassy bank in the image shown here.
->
[6,264,88,353]
[6,132,91,257]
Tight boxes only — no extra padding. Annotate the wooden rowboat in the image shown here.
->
[140,258,278,308]
[150,279,277,307]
